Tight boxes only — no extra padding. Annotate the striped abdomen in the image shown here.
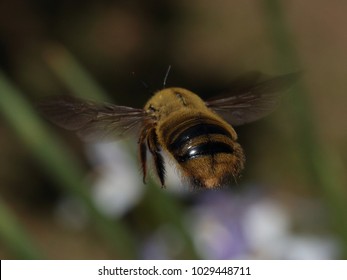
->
[167,121,234,162]
[161,113,244,188]
[161,114,244,188]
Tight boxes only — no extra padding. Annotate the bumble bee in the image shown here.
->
[39,71,297,189]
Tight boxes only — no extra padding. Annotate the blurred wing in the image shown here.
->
[38,96,149,141]
[205,72,298,126]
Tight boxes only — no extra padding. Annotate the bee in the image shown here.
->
[39,71,297,189]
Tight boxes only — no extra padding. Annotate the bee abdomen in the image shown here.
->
[167,121,235,162]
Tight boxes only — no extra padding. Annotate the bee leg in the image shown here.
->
[153,151,166,188]
[147,129,166,187]
[138,129,148,184]
[139,141,148,184]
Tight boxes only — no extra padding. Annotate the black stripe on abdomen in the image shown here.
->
[176,142,234,162]
[168,123,231,151]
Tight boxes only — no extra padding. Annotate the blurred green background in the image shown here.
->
[0,0,346,259]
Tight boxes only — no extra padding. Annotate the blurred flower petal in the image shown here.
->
[85,141,144,217]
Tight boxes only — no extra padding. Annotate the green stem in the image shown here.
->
[43,45,110,101]
[144,179,200,259]
[0,72,137,259]
[0,199,44,259]
[263,0,347,258]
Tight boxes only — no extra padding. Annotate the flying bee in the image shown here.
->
[39,71,297,189]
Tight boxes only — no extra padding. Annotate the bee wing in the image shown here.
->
[205,72,298,126]
[38,96,149,141]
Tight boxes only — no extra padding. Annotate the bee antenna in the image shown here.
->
[131,71,151,91]
[163,65,172,88]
